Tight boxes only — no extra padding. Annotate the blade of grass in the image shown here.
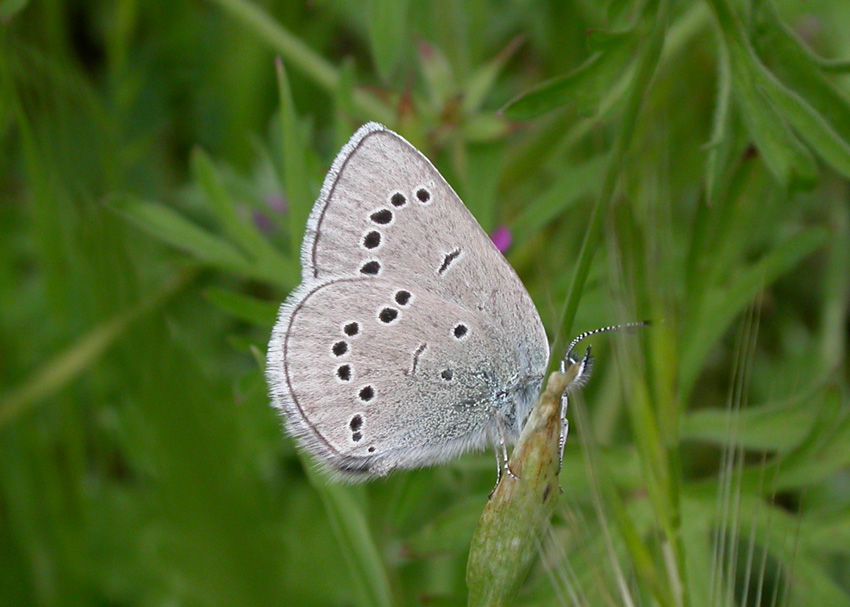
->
[551,0,669,362]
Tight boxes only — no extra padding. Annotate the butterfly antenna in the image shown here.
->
[563,320,651,366]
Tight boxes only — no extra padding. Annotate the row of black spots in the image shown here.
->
[359,187,432,276]
[360,206,391,276]
[334,322,361,381]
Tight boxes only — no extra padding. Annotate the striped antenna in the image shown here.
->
[563,320,650,364]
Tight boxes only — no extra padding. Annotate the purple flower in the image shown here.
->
[252,210,275,233]
[490,225,512,253]
[265,194,287,213]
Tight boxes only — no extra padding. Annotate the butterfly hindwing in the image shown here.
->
[269,277,510,478]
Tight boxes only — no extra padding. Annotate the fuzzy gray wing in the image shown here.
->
[267,277,507,479]
[302,123,548,377]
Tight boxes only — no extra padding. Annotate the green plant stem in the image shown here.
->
[552,0,670,361]
[466,368,576,607]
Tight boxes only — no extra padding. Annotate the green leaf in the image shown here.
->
[705,40,734,207]
[190,148,294,277]
[682,391,823,451]
[511,155,605,247]
[117,196,254,275]
[501,8,646,121]
[706,0,818,188]
[367,0,409,81]
[209,0,394,124]
[276,58,313,261]
[0,0,28,19]
[681,228,827,394]
[501,45,633,120]
[404,495,482,556]
[462,36,523,115]
[0,271,192,428]
[204,287,279,327]
[754,2,850,145]
[754,64,850,182]
[771,387,850,491]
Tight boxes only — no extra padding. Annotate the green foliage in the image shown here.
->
[1,1,849,606]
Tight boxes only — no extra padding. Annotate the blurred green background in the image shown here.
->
[2,0,849,605]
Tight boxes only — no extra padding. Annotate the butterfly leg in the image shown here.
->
[495,415,519,480]
[557,345,591,472]
[558,391,569,473]
[488,418,519,496]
